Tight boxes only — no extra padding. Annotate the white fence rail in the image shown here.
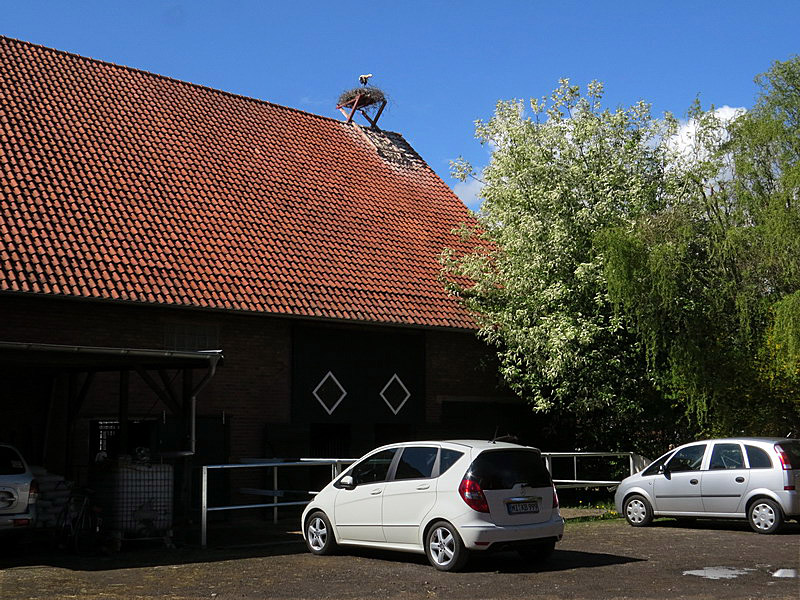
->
[199,451,650,547]
[541,452,650,489]
[200,459,354,548]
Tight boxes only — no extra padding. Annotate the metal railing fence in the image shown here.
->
[199,451,649,547]
[541,451,650,489]
[200,458,354,548]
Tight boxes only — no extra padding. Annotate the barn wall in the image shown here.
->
[0,294,291,472]
[0,294,514,470]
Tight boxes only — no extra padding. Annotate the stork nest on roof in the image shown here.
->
[337,86,386,111]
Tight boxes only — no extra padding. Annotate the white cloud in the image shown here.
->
[668,105,746,158]
[452,177,484,211]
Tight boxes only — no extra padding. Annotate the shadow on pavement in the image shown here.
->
[330,546,644,574]
[0,520,307,572]
[467,549,645,574]
[651,517,800,535]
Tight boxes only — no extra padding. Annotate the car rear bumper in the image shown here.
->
[457,513,565,550]
[0,510,36,531]
[776,490,800,517]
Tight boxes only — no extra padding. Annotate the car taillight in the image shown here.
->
[29,479,39,503]
[552,486,559,509]
[458,477,489,513]
[775,444,793,470]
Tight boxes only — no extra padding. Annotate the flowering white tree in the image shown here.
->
[444,80,686,449]
[445,63,800,443]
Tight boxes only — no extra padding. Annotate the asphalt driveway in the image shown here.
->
[1,518,798,599]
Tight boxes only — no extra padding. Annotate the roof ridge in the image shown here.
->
[0,34,382,130]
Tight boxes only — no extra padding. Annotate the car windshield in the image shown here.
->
[468,449,551,490]
[0,446,26,475]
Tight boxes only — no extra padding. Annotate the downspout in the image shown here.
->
[161,352,222,458]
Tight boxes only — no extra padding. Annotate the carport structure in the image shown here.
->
[0,341,223,477]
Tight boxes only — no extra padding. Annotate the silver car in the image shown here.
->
[0,444,38,534]
[615,437,799,534]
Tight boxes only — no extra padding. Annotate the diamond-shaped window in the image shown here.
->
[380,374,410,415]
[313,371,347,415]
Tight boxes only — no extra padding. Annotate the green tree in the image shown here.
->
[729,56,800,375]
[443,80,686,452]
[599,57,800,435]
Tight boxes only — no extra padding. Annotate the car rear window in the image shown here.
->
[0,446,26,475]
[777,441,800,466]
[468,449,551,490]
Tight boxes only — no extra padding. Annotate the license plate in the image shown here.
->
[507,501,539,515]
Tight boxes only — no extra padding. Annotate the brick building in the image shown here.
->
[0,36,532,484]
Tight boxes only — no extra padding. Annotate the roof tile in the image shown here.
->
[0,36,478,329]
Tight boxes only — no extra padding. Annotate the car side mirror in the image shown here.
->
[659,464,671,478]
[340,475,355,489]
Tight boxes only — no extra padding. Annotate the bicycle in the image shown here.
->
[55,487,103,554]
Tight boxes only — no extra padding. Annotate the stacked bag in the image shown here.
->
[30,466,72,528]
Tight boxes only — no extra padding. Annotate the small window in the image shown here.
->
[350,448,397,485]
[395,447,438,480]
[163,321,219,351]
[439,449,464,475]
[666,444,706,473]
[746,445,773,469]
[709,443,744,470]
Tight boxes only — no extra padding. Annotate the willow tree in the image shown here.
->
[599,57,800,435]
[443,80,687,451]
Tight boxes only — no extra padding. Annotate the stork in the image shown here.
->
[359,73,373,86]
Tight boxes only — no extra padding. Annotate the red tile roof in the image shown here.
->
[0,36,477,329]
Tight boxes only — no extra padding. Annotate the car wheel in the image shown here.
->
[623,494,653,527]
[305,511,337,555]
[517,539,556,562]
[748,498,783,534]
[425,521,469,571]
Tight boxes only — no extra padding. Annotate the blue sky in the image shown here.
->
[3,1,799,209]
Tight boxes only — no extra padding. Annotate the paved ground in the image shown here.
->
[1,517,798,599]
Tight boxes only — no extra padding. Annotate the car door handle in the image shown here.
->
[416,484,430,490]
[735,477,745,483]
[370,488,383,495]
[690,479,699,485]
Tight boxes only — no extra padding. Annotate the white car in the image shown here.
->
[0,444,38,535]
[301,440,564,571]
[615,437,800,534]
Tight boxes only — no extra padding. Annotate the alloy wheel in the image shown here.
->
[428,526,456,567]
[308,516,328,551]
